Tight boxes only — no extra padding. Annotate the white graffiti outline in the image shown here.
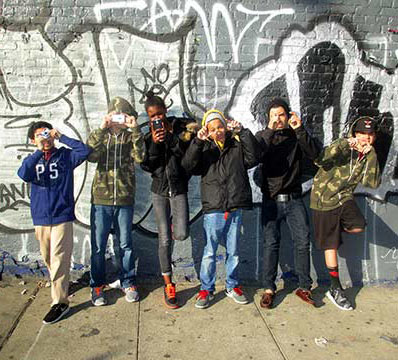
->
[94,0,295,64]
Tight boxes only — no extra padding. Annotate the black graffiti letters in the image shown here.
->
[0,182,31,212]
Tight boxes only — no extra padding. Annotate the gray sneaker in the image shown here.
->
[91,286,107,306]
[124,286,139,303]
[225,287,249,304]
[326,287,353,311]
[195,290,214,309]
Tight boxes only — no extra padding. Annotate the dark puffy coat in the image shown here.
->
[141,117,195,197]
[182,128,260,213]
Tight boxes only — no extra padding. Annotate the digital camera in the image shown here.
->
[40,129,51,139]
[112,114,126,124]
[152,119,163,130]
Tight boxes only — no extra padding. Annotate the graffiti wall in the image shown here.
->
[1,0,398,286]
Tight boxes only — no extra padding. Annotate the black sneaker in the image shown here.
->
[326,287,353,311]
[43,303,70,325]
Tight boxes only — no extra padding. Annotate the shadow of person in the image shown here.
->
[175,284,200,307]
[63,300,93,321]
[68,269,91,296]
[190,216,205,281]
[272,280,296,308]
[63,287,125,321]
[136,282,162,302]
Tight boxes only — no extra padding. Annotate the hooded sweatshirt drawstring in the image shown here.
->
[120,132,124,167]
[106,133,111,171]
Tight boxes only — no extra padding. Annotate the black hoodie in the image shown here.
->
[255,125,321,199]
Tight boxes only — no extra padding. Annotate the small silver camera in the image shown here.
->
[40,129,51,139]
[112,114,125,124]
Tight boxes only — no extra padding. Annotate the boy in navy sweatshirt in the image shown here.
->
[18,121,91,324]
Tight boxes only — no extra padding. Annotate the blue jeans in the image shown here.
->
[262,198,312,292]
[90,204,136,288]
[200,210,242,292]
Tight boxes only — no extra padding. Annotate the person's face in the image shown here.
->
[269,106,289,129]
[207,119,226,143]
[32,127,54,151]
[147,105,167,123]
[355,131,376,146]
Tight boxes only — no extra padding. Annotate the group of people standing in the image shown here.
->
[17,93,380,325]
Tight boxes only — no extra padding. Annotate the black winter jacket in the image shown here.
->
[141,117,194,197]
[255,126,321,199]
[182,128,260,213]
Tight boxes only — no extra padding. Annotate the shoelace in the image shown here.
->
[94,286,104,296]
[233,287,243,296]
[165,284,176,299]
[197,290,209,300]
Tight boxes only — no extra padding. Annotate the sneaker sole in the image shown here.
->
[125,296,140,303]
[195,294,214,309]
[42,306,70,325]
[195,302,210,309]
[163,295,179,309]
[225,291,249,305]
[92,299,107,306]
[326,291,353,311]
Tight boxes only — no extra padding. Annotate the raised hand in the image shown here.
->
[197,126,209,141]
[227,119,242,132]
[288,112,302,129]
[267,117,278,130]
[347,137,359,150]
[362,144,373,155]
[49,128,61,139]
[101,112,113,129]
[152,128,166,143]
[125,115,138,129]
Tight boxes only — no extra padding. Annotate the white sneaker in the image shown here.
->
[124,286,139,303]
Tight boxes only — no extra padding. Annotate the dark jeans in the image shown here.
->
[262,197,312,292]
[152,192,189,275]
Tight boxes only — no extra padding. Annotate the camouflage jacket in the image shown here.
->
[310,138,380,211]
[87,126,145,206]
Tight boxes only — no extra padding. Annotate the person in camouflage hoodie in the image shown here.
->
[310,116,381,311]
[87,97,145,306]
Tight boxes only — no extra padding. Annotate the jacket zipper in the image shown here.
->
[113,133,119,205]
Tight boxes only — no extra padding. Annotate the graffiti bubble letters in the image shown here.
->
[0,182,30,212]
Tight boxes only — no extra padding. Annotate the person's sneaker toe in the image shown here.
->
[195,290,214,309]
[326,288,353,311]
[91,286,107,306]
[124,286,140,303]
[164,283,179,309]
[42,303,69,325]
[225,287,249,305]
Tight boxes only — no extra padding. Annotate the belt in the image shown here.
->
[274,193,301,202]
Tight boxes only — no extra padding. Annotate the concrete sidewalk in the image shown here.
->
[1,276,398,360]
